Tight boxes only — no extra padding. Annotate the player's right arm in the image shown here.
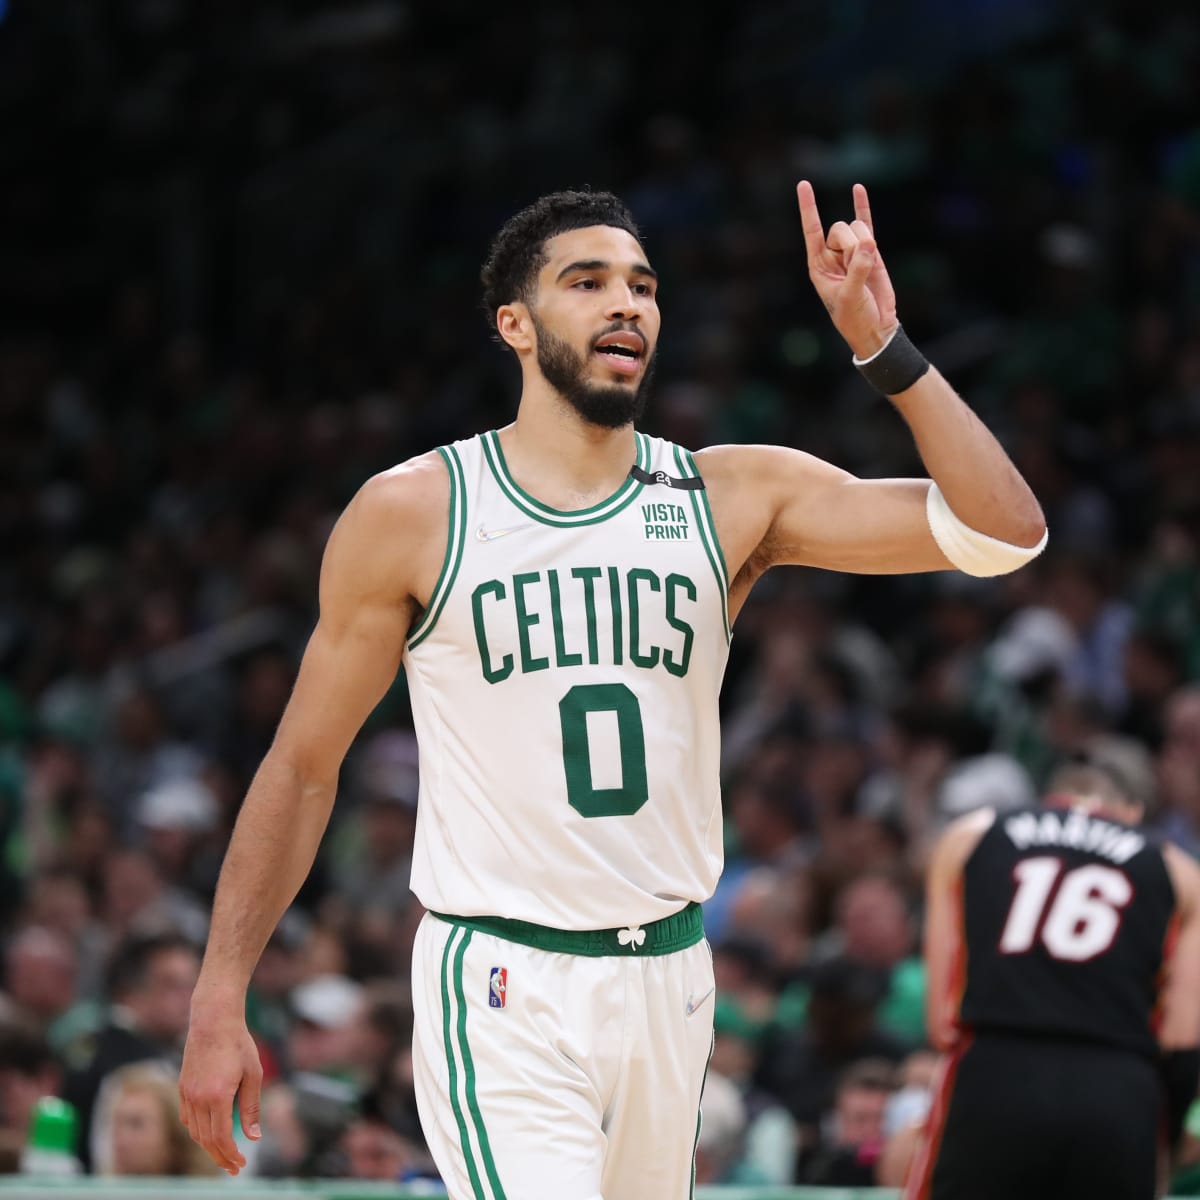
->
[1157,844,1200,1155]
[923,808,994,1052]
[179,453,448,1175]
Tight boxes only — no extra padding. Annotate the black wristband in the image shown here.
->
[853,325,930,396]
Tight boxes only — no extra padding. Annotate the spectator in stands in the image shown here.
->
[856,703,1009,866]
[95,1062,218,1177]
[284,974,367,1114]
[1043,554,1135,715]
[711,933,787,1054]
[246,911,309,1083]
[61,931,199,1170]
[100,847,208,946]
[1121,629,1188,746]
[708,994,800,1186]
[723,866,813,984]
[705,774,812,942]
[755,956,906,1132]
[0,1019,61,1141]
[2,926,77,1040]
[219,649,300,790]
[91,687,207,838]
[1157,686,1200,857]
[689,1071,759,1186]
[876,1048,940,1188]
[355,983,418,1129]
[339,1111,428,1183]
[133,777,221,899]
[330,731,419,940]
[19,740,97,877]
[22,868,109,1006]
[819,874,926,1045]
[254,1083,313,1179]
[795,1058,897,1186]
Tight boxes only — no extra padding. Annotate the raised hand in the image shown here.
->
[797,180,898,360]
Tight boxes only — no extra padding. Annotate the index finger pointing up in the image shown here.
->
[853,183,873,233]
[796,181,826,263]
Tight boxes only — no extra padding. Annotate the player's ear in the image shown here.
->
[496,303,534,354]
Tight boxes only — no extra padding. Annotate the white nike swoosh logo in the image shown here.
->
[475,523,526,543]
[685,987,715,1017]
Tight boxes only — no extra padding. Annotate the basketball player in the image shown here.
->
[179,182,1047,1198]
[906,762,1200,1200]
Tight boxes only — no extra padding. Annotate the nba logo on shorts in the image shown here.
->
[489,967,507,1009]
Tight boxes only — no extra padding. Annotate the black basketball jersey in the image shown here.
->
[957,804,1178,1057]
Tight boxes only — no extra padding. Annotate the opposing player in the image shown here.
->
[908,761,1200,1200]
[179,182,1047,1199]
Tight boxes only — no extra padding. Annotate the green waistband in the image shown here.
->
[430,901,705,957]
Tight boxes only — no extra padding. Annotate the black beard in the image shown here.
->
[532,317,655,430]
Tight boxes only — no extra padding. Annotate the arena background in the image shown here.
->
[2,0,1200,1193]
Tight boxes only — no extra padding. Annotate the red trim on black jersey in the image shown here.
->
[1151,909,1182,1038]
[903,1032,973,1200]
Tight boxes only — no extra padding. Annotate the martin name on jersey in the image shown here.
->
[1002,808,1145,865]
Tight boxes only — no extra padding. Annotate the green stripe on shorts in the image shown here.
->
[441,926,486,1199]
[452,928,507,1200]
[690,1033,714,1200]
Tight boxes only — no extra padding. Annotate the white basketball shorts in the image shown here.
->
[411,905,715,1200]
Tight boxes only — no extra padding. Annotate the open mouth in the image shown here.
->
[596,346,641,374]
[594,333,645,375]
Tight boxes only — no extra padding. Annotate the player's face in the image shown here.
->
[529,225,660,429]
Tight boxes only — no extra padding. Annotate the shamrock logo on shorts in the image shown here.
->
[618,926,646,951]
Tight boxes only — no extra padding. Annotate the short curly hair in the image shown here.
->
[480,189,641,334]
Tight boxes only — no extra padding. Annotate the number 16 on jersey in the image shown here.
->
[1000,857,1133,962]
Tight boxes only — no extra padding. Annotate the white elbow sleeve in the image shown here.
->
[925,482,1048,577]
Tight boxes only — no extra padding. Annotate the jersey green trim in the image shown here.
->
[408,444,467,650]
[480,429,649,527]
[432,901,704,957]
[673,445,731,642]
[440,926,487,1199]
[682,447,730,589]
[452,930,508,1200]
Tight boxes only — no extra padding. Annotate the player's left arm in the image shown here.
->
[1158,844,1200,1154]
[923,808,994,1052]
[1159,844,1200,1050]
[699,183,1045,581]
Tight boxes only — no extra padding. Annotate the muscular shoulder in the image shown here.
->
[352,450,449,529]
[322,450,450,609]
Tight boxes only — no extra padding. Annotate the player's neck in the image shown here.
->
[500,402,638,509]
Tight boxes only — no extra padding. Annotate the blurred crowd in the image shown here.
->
[2,0,1200,1188]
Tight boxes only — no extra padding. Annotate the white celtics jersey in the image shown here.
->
[402,429,731,929]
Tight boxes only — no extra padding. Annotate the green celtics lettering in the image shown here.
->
[471,567,697,683]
